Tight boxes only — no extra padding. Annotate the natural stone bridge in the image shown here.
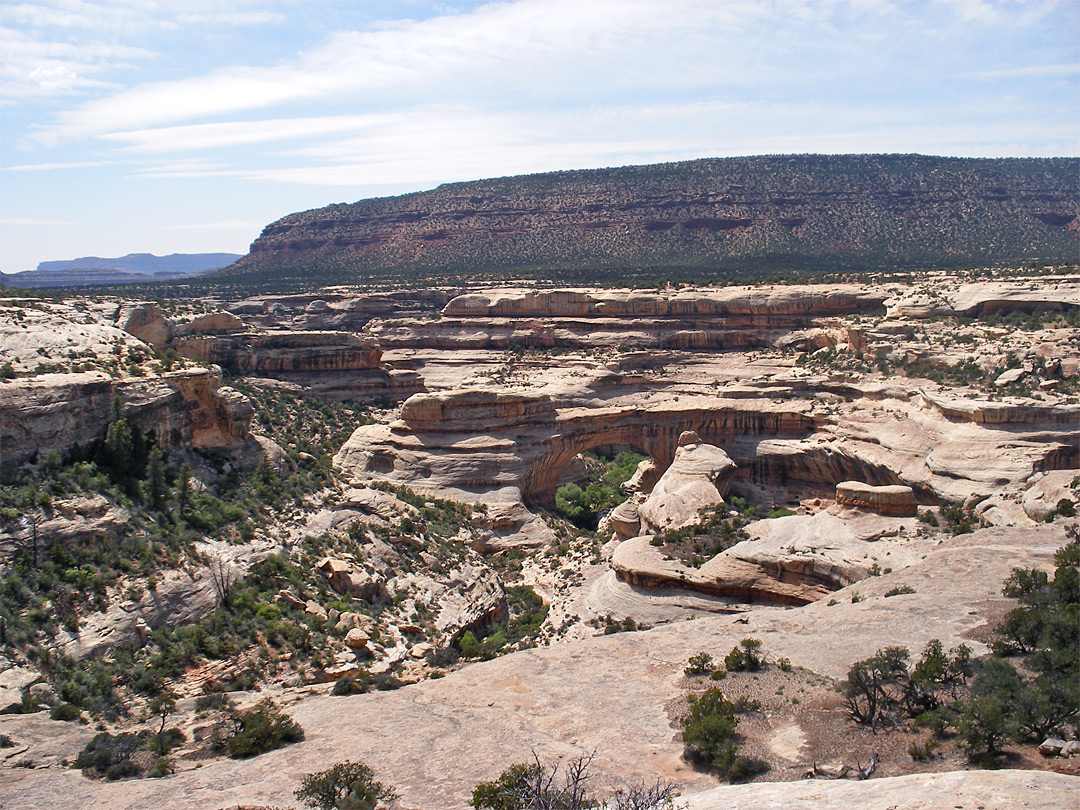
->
[334,388,921,509]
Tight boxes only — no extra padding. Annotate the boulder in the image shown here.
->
[315,557,387,602]
[344,628,370,649]
[253,434,295,477]
[638,435,736,534]
[117,302,172,346]
[621,458,661,494]
[607,495,643,541]
[994,367,1026,386]
[835,481,917,517]
[1039,738,1068,757]
[173,312,244,335]
[276,590,305,610]
[1022,470,1078,522]
[0,665,38,714]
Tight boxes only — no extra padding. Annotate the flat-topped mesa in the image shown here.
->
[835,481,918,517]
[398,389,557,431]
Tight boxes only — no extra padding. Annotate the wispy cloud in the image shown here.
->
[165,220,265,230]
[962,63,1080,79]
[2,159,114,171]
[30,0,780,143]
[103,114,397,153]
[0,217,75,225]
[0,1,287,101]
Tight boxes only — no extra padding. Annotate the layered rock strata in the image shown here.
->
[368,285,890,351]
[0,368,253,481]
[835,481,917,516]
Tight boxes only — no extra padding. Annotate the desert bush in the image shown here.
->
[684,652,714,676]
[471,752,682,809]
[48,702,82,722]
[226,700,304,759]
[295,760,397,810]
[723,638,763,672]
[884,585,916,597]
[680,687,767,782]
[74,731,147,780]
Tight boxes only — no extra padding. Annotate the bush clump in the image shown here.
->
[295,760,397,810]
[680,688,768,782]
[723,638,763,673]
[471,752,681,809]
[74,731,148,780]
[226,699,304,759]
[684,652,714,676]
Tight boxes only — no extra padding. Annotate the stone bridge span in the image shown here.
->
[334,389,919,508]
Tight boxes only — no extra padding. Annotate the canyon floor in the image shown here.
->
[1,269,1078,808]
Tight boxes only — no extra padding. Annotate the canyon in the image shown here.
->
[0,268,1078,809]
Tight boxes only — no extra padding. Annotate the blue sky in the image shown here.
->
[1,0,1077,274]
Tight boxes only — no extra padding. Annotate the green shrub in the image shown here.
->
[723,638,763,672]
[226,700,304,759]
[331,677,366,696]
[295,760,398,810]
[74,731,147,780]
[684,652,714,676]
[907,738,939,761]
[884,585,917,597]
[955,658,1022,759]
[49,702,82,722]
[680,687,767,782]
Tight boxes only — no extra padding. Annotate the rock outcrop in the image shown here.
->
[638,432,736,534]
[369,284,890,351]
[116,302,172,346]
[835,481,917,517]
[0,368,253,481]
[1022,470,1079,522]
[316,557,388,603]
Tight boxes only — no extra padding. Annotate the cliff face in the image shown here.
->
[228,155,1079,287]
[0,368,252,481]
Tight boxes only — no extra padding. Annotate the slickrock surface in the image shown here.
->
[1,523,1071,810]
[683,770,1078,810]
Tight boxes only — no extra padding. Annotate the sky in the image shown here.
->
[0,0,1077,274]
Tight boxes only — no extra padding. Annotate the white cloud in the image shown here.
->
[0,217,74,225]
[103,114,397,153]
[31,0,786,143]
[165,220,265,230]
[2,159,114,170]
[32,0,1076,149]
[0,1,288,101]
[963,63,1080,79]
